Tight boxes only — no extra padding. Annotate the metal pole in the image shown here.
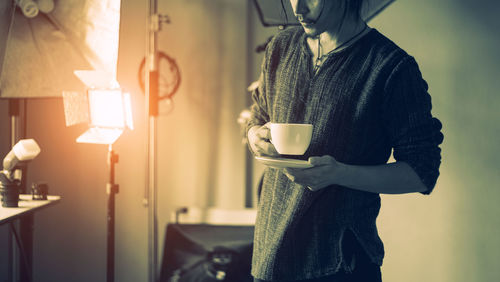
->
[147,117,158,282]
[8,99,18,282]
[145,0,159,281]
[107,145,119,282]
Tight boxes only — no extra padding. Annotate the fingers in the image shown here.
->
[283,156,338,192]
[255,126,271,140]
[284,167,317,184]
[255,139,279,156]
[309,155,335,166]
[283,168,306,184]
[284,168,324,192]
[306,184,329,192]
[250,123,279,156]
[283,168,296,182]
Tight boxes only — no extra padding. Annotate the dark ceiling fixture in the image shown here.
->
[252,0,396,28]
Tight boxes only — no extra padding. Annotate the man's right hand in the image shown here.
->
[247,122,280,157]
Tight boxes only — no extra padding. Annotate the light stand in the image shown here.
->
[145,0,161,281]
[106,145,119,282]
[63,81,133,282]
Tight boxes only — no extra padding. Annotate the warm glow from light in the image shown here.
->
[124,92,134,130]
[89,89,125,128]
[74,88,133,145]
[76,127,123,145]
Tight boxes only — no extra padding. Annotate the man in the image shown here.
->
[247,0,443,281]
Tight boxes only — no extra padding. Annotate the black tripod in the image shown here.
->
[107,145,119,282]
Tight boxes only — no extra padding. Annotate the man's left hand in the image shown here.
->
[284,155,344,192]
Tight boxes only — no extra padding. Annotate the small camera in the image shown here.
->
[32,182,49,200]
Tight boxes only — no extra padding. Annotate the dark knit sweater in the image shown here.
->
[247,27,443,281]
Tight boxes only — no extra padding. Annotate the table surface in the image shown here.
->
[0,194,61,225]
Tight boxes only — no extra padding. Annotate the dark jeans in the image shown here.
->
[253,230,382,282]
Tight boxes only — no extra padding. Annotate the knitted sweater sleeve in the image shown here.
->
[246,37,275,134]
[382,56,444,194]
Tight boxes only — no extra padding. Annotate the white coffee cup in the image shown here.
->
[270,123,313,155]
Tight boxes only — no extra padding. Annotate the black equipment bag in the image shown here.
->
[159,224,254,282]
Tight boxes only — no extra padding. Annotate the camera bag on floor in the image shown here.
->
[160,224,254,282]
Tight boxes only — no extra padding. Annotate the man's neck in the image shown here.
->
[319,18,367,53]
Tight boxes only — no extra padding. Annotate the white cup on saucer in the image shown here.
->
[270,123,313,155]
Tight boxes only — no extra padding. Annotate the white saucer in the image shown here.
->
[255,156,313,169]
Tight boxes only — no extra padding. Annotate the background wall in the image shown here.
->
[369,1,500,281]
[1,0,499,281]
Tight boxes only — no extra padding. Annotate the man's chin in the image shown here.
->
[303,27,320,37]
